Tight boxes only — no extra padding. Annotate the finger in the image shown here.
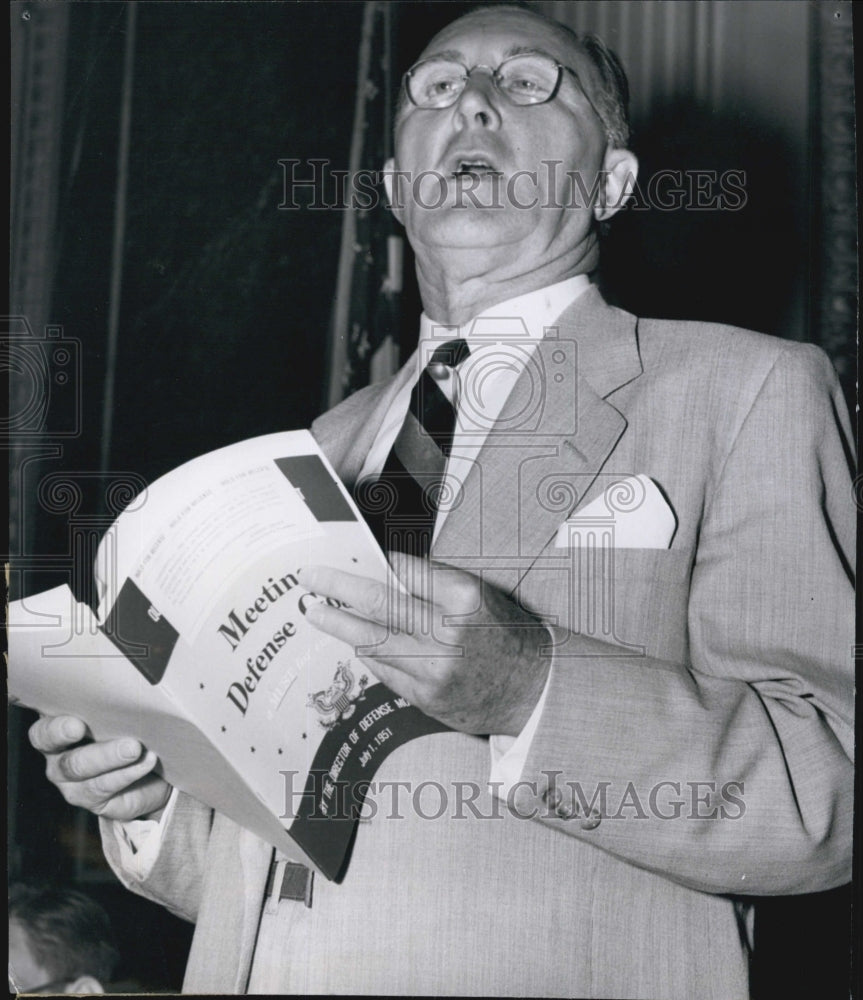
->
[303,590,429,667]
[303,600,389,649]
[388,552,483,616]
[387,551,437,603]
[92,770,172,823]
[60,751,161,813]
[50,738,145,784]
[84,750,160,801]
[29,715,89,754]
[299,566,394,625]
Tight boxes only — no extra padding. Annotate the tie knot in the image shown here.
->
[427,339,469,381]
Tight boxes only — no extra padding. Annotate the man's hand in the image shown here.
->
[299,553,552,737]
[28,715,172,822]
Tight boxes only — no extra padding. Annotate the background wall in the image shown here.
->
[11,2,365,987]
[542,0,811,338]
[540,0,855,396]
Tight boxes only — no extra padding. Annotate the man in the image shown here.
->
[9,883,120,994]
[29,6,854,997]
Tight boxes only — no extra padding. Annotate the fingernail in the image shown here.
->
[62,718,82,740]
[119,739,140,760]
[304,602,323,623]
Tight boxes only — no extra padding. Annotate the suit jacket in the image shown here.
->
[102,288,854,998]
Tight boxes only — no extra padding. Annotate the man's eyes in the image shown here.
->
[507,76,543,92]
[499,71,553,97]
[425,75,462,96]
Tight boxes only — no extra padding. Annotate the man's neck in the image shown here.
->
[414,239,598,325]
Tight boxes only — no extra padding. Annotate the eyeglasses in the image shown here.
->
[403,52,593,111]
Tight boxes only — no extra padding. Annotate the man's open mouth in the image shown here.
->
[451,159,503,178]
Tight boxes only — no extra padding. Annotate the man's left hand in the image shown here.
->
[299,554,552,737]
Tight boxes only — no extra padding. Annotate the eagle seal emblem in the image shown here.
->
[307,661,369,729]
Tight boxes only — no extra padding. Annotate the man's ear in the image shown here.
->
[382,157,404,223]
[65,974,104,994]
[594,148,638,222]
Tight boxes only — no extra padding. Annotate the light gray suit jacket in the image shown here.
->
[103,288,855,997]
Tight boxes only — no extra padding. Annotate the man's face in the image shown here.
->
[389,9,613,266]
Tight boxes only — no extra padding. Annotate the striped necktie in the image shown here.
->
[359,339,469,556]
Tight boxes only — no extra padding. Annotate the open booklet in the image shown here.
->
[8,430,448,880]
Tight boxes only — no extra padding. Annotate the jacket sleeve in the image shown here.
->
[100,791,213,923]
[516,344,855,895]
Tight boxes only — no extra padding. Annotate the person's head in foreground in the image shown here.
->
[9,882,120,995]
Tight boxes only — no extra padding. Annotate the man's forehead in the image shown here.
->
[419,8,592,73]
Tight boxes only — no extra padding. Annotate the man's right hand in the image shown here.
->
[29,715,173,822]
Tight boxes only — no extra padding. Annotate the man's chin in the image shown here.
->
[408,205,533,251]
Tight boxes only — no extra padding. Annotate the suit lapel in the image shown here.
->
[558,285,643,398]
[433,288,642,593]
[312,358,416,488]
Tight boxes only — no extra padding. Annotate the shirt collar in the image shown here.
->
[419,275,591,348]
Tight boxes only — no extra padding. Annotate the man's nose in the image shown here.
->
[453,70,502,129]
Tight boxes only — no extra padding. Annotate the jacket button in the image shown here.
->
[556,802,575,820]
[580,809,602,831]
[542,785,562,809]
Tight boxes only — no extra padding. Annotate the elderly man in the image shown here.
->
[30,6,854,997]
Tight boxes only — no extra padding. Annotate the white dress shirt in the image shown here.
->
[113,275,591,871]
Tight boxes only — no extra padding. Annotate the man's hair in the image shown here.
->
[398,3,631,149]
[9,882,121,984]
[578,33,631,148]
